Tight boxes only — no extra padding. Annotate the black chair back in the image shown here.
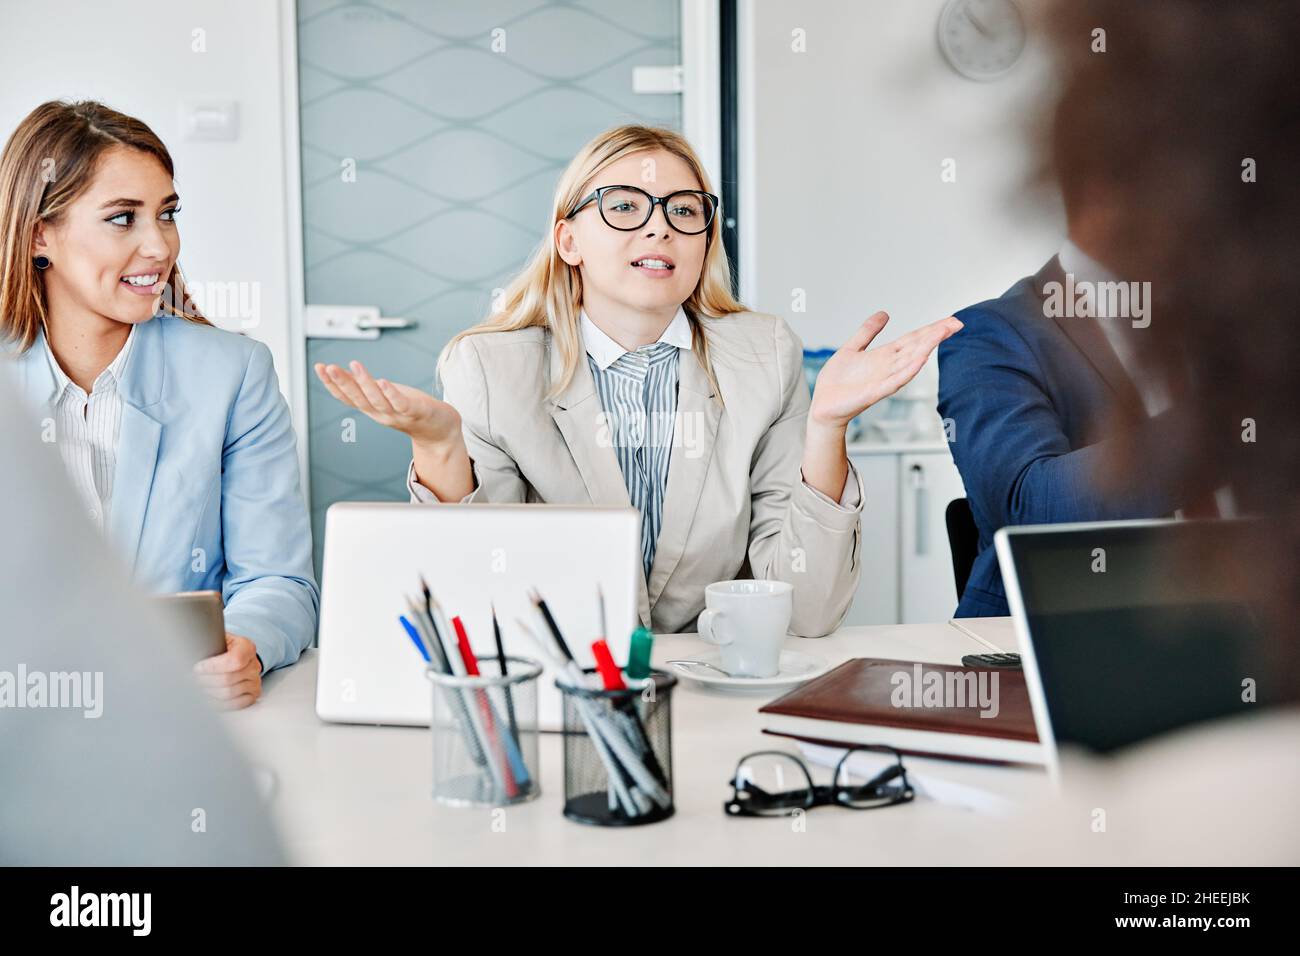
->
[945,497,979,601]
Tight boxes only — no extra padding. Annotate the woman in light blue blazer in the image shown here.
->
[1,100,317,708]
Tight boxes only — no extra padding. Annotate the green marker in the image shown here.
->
[626,626,654,680]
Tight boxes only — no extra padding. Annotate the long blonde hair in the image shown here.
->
[0,100,207,353]
[438,125,746,400]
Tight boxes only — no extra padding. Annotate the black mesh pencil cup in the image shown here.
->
[557,669,677,826]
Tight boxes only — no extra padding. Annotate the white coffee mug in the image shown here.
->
[695,580,794,678]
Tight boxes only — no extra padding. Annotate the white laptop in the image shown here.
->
[995,518,1268,784]
[315,502,642,729]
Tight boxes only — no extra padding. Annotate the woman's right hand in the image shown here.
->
[315,360,476,501]
[313,360,462,448]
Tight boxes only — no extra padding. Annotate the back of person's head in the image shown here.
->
[1044,0,1300,643]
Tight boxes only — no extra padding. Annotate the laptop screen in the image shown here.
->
[1002,519,1273,754]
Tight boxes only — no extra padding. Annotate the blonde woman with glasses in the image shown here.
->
[317,126,960,636]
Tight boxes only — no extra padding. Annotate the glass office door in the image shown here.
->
[294,0,686,569]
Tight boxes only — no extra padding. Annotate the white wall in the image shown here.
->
[0,0,297,406]
[740,0,1064,392]
[1,0,1064,468]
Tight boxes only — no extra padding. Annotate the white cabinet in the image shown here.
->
[899,451,967,623]
[851,454,900,625]
[843,446,967,627]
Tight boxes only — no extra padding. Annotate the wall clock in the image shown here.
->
[938,0,1027,81]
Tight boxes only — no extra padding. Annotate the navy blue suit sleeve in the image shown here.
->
[937,305,1176,533]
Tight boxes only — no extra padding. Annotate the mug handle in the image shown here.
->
[696,607,733,646]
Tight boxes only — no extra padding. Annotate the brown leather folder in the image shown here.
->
[759,658,1042,764]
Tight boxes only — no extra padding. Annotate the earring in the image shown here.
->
[33,255,51,270]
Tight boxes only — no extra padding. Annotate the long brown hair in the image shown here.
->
[0,100,207,352]
[438,124,746,401]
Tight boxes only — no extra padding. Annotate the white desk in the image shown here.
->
[224,622,1050,865]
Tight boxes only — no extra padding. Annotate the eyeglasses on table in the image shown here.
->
[724,744,915,817]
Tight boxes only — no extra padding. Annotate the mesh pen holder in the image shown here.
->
[427,655,542,808]
[558,669,677,826]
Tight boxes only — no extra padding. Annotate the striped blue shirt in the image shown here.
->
[581,307,693,580]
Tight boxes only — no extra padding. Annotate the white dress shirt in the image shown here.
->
[579,305,693,370]
[43,324,137,532]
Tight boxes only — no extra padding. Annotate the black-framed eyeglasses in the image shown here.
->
[724,746,914,817]
[566,184,719,235]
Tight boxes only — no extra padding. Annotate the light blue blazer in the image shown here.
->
[9,315,318,672]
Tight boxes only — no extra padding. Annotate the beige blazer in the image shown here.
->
[410,310,864,636]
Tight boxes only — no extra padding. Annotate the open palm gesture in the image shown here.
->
[314,360,461,446]
[809,311,963,428]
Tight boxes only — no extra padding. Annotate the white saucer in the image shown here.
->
[668,649,828,693]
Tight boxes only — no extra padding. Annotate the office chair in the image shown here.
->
[945,497,979,601]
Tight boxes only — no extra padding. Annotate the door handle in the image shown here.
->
[356,316,412,331]
[909,463,928,556]
[304,305,416,340]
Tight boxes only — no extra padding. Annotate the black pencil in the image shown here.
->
[419,574,434,618]
[528,587,575,664]
[492,602,520,741]
[491,601,509,676]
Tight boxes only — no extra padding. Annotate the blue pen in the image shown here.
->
[399,615,431,662]
[493,701,533,789]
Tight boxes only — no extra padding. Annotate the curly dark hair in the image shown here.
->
[1042,0,1300,643]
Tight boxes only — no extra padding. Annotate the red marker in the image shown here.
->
[452,615,480,675]
[591,639,627,691]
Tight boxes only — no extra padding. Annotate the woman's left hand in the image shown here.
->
[193,633,263,709]
[809,311,963,428]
